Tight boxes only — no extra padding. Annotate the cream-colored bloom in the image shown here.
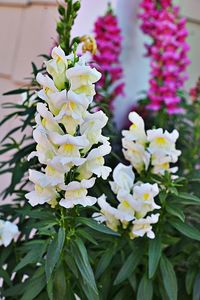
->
[95,194,120,231]
[36,73,67,115]
[80,111,108,148]
[0,220,19,247]
[147,128,180,156]
[109,163,135,195]
[130,213,160,239]
[46,46,68,90]
[122,139,150,174]
[116,191,136,221]
[122,112,147,145]
[132,183,160,218]
[151,155,178,175]
[66,63,101,95]
[78,143,112,180]
[59,178,97,208]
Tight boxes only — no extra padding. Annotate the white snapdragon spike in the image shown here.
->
[46,46,68,90]
[109,163,135,195]
[122,112,147,145]
[0,220,19,247]
[130,214,160,239]
[59,178,97,208]
[27,46,111,209]
[122,139,150,174]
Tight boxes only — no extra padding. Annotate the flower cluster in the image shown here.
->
[93,8,124,109]
[122,112,181,175]
[94,163,160,239]
[139,0,190,114]
[0,220,19,247]
[25,46,111,209]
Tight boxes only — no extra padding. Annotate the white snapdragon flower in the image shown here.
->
[66,63,101,95]
[46,46,68,90]
[130,213,160,239]
[116,191,136,221]
[59,178,97,208]
[36,73,66,115]
[80,111,109,148]
[0,220,19,247]
[25,170,61,207]
[93,195,120,231]
[109,163,135,195]
[122,112,147,145]
[77,143,112,180]
[147,128,180,156]
[122,139,150,174]
[151,154,178,175]
[132,183,160,218]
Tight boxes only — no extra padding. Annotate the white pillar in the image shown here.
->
[114,0,150,126]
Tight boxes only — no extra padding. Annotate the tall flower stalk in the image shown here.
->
[139,0,190,114]
[26,46,111,210]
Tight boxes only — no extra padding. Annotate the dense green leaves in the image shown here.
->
[45,227,66,282]
[148,236,162,278]
[160,255,178,300]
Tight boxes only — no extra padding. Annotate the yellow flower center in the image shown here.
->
[143,193,150,201]
[122,200,131,208]
[130,123,137,130]
[155,137,166,145]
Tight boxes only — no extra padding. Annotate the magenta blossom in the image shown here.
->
[139,0,190,114]
[93,8,125,110]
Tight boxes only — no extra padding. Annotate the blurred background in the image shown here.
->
[1,0,200,116]
[0,0,200,195]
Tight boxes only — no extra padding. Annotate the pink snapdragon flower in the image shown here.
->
[139,0,190,114]
[93,7,125,110]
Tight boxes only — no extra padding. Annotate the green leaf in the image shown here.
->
[95,248,115,279]
[45,227,65,282]
[0,268,12,286]
[47,277,53,300]
[166,203,185,222]
[186,268,197,295]
[71,237,98,296]
[177,193,200,205]
[172,219,200,242]
[77,217,119,236]
[160,255,177,300]
[21,271,46,300]
[54,263,67,300]
[114,246,144,285]
[14,242,47,272]
[193,273,200,300]
[137,275,153,300]
[148,236,162,279]
[3,88,28,96]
